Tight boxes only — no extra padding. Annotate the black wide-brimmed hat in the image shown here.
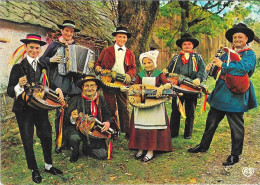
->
[176,33,199,49]
[77,75,102,90]
[112,26,131,38]
[225,23,255,43]
[57,20,80,32]
[20,34,47,46]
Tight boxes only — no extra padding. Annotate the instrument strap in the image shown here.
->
[171,55,179,73]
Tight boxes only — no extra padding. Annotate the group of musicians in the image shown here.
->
[7,20,257,183]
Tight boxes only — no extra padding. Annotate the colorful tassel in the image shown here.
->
[107,140,113,159]
[177,96,186,118]
[200,94,208,113]
[192,56,198,72]
[56,109,64,148]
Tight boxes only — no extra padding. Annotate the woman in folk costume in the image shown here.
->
[128,50,173,162]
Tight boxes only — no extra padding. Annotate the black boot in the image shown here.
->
[32,169,42,183]
[187,144,207,153]
[223,155,239,166]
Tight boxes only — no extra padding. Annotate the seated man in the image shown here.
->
[63,75,114,162]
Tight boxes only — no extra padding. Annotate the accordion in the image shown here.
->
[53,45,94,75]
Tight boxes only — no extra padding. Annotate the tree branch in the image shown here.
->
[188,18,206,27]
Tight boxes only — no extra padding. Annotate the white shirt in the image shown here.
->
[112,44,126,74]
[14,55,39,98]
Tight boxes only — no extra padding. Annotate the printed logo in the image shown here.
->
[242,167,254,178]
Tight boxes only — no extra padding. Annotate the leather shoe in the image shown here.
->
[187,144,207,153]
[141,155,154,162]
[55,146,62,154]
[32,169,42,184]
[70,156,79,163]
[135,152,145,160]
[223,155,239,166]
[45,167,63,175]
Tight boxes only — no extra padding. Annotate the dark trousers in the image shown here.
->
[170,95,197,138]
[103,88,130,134]
[200,107,244,155]
[69,133,107,160]
[15,107,52,170]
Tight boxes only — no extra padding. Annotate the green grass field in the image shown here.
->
[1,66,259,184]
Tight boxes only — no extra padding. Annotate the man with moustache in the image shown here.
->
[94,26,136,138]
[188,23,257,166]
[162,33,206,139]
[63,75,114,162]
[7,34,63,183]
[40,20,83,153]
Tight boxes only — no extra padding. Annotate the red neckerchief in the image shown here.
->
[232,46,252,54]
[81,92,99,117]
[58,36,74,45]
[179,51,194,65]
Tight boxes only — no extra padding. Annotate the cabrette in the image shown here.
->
[225,23,255,44]
[77,75,102,90]
[176,33,199,49]
[112,26,131,38]
[57,20,80,32]
[20,34,47,46]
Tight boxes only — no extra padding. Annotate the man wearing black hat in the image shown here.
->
[7,34,63,183]
[162,33,206,139]
[40,20,83,153]
[188,23,257,166]
[94,26,136,137]
[62,75,114,162]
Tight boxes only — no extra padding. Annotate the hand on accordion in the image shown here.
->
[88,61,95,69]
[50,55,62,63]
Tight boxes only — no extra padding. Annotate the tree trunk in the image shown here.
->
[118,1,159,72]
[179,1,189,34]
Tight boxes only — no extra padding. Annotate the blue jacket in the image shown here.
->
[207,49,257,112]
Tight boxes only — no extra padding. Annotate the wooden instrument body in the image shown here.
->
[75,113,114,139]
[100,69,127,89]
[128,84,173,108]
[21,85,62,110]
[168,75,210,95]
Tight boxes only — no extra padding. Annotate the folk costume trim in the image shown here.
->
[138,68,162,78]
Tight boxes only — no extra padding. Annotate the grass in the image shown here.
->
[1,66,259,184]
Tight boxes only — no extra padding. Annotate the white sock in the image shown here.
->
[45,163,52,170]
[136,149,143,156]
[145,150,153,159]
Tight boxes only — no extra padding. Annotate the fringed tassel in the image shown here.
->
[177,96,186,118]
[40,69,49,87]
[56,109,64,148]
[107,140,113,160]
[192,56,198,72]
[10,44,26,64]
[200,94,208,113]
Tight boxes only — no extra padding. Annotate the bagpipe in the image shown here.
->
[127,84,175,108]
[167,73,210,95]
[75,113,115,139]
[207,46,249,94]
[99,69,134,89]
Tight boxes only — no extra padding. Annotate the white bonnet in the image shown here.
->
[139,50,159,68]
